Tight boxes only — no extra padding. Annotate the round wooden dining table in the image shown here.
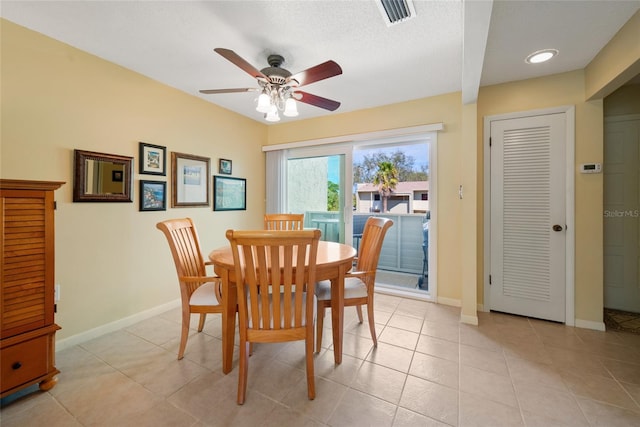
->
[209,240,357,374]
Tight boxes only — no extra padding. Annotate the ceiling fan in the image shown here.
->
[200,48,343,122]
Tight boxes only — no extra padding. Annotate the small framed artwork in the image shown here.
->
[139,142,166,176]
[214,176,246,211]
[140,180,166,211]
[219,158,232,175]
[171,152,210,207]
[112,170,123,182]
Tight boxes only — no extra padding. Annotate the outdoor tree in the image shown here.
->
[404,164,430,181]
[372,161,399,213]
[327,181,339,211]
[354,150,427,183]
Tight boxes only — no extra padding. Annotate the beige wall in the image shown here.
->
[2,11,638,343]
[1,20,266,340]
[461,102,478,324]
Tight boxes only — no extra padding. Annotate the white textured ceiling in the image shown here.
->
[1,1,639,124]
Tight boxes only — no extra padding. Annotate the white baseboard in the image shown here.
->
[460,314,479,325]
[575,318,606,331]
[437,298,477,324]
[374,285,436,302]
[56,299,181,352]
[437,296,461,307]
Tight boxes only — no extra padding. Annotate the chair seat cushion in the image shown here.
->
[189,281,221,306]
[315,277,367,301]
[247,292,317,328]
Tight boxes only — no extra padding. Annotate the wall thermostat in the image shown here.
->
[580,163,602,174]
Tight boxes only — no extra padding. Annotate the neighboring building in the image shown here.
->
[355,181,429,214]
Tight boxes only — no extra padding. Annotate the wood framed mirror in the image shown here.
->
[73,149,133,202]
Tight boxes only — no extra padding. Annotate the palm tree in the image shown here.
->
[372,161,399,213]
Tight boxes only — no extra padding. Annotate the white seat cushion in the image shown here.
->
[189,281,221,306]
[315,277,368,301]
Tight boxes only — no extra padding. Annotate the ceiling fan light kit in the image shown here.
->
[284,98,299,117]
[256,92,271,113]
[200,48,342,122]
[265,105,281,122]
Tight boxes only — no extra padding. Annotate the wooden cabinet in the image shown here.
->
[1,179,64,397]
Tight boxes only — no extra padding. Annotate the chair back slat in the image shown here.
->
[264,213,305,230]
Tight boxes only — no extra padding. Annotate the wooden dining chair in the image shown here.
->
[226,228,321,405]
[264,213,304,230]
[315,216,393,351]
[156,218,223,360]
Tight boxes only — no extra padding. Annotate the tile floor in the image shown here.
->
[2,293,640,426]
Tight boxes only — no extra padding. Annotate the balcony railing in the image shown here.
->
[304,211,428,276]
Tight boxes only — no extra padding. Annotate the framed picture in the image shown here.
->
[214,176,246,211]
[73,149,133,203]
[219,158,232,175]
[139,180,166,211]
[139,142,166,176]
[171,152,210,207]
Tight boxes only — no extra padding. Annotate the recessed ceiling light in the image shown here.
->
[525,49,559,64]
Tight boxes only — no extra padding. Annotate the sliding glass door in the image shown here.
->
[265,127,438,299]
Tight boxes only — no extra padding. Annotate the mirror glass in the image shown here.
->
[73,149,133,202]
[84,159,126,195]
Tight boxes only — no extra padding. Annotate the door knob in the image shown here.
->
[552,224,563,232]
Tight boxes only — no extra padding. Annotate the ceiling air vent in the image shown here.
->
[377,0,416,26]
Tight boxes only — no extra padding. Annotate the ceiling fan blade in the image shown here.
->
[199,88,257,94]
[295,91,341,111]
[288,60,342,87]
[214,48,268,80]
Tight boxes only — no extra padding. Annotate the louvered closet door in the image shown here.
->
[1,188,54,338]
[490,113,566,322]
